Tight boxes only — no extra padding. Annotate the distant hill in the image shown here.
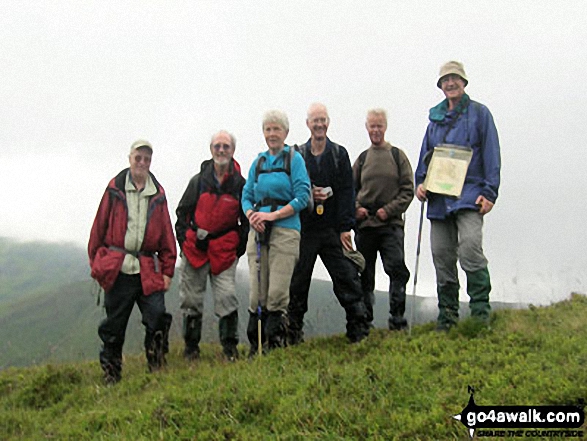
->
[0,238,525,368]
[0,237,89,304]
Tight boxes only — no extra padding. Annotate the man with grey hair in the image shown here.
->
[288,103,369,344]
[175,130,248,361]
[353,109,414,330]
[415,61,500,330]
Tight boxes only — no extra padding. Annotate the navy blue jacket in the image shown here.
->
[299,138,356,232]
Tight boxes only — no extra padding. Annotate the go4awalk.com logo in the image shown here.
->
[453,387,585,439]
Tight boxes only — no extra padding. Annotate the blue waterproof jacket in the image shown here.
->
[242,145,311,231]
[415,97,501,220]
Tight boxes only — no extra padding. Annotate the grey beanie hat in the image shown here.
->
[437,61,468,88]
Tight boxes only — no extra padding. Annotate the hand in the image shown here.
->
[163,275,172,291]
[376,208,388,221]
[476,195,494,215]
[416,184,427,202]
[312,186,327,203]
[249,211,273,233]
[340,231,354,251]
[356,207,368,220]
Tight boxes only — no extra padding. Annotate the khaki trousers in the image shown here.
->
[246,227,300,313]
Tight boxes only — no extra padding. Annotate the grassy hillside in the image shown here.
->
[0,238,525,369]
[0,272,523,369]
[1,294,585,440]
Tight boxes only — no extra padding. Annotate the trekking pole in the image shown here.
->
[409,200,425,336]
[255,234,263,357]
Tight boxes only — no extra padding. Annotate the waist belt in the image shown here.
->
[189,221,238,240]
[254,198,289,212]
[109,246,160,273]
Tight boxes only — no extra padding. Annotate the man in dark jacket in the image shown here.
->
[288,103,369,344]
[354,109,414,331]
[415,61,500,330]
[89,139,177,384]
[175,130,248,361]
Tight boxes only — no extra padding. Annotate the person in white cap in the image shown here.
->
[89,139,177,384]
[415,61,501,330]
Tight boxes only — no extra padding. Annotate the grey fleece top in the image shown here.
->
[352,142,414,229]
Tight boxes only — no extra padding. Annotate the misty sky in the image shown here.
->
[1,1,586,305]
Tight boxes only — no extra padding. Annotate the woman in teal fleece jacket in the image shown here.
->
[242,110,310,354]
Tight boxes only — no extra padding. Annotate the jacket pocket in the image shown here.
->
[91,247,124,293]
[139,254,166,296]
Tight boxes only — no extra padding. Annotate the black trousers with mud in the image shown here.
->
[356,225,410,324]
[98,273,169,378]
[288,227,369,342]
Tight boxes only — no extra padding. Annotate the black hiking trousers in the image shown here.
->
[355,225,410,324]
[98,273,167,374]
[288,227,368,341]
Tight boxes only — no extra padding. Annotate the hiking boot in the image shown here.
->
[146,325,167,372]
[102,361,122,385]
[219,310,239,362]
[266,311,288,350]
[222,344,239,362]
[437,282,460,330]
[467,267,492,324]
[103,372,121,386]
[287,328,304,346]
[184,345,200,362]
[247,310,266,351]
[348,332,367,344]
[248,344,267,359]
[388,316,408,331]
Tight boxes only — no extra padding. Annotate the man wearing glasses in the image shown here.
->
[89,140,176,384]
[415,61,501,331]
[175,131,248,361]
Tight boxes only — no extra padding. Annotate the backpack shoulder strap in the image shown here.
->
[254,147,295,183]
[254,155,266,183]
[391,146,401,176]
[286,144,295,175]
[330,142,340,175]
[355,149,369,192]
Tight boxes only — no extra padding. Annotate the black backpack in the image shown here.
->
[254,146,296,183]
[253,145,316,211]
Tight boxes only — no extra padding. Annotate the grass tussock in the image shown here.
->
[1,294,587,440]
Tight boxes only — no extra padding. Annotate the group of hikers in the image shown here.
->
[88,61,501,384]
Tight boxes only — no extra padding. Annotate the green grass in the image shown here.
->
[1,294,586,440]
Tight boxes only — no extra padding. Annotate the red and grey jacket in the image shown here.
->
[88,169,177,295]
[175,158,248,275]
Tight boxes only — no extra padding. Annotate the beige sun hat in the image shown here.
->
[437,61,468,88]
[130,139,153,153]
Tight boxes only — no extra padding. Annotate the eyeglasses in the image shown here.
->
[310,117,327,124]
[133,154,151,163]
[213,143,232,151]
